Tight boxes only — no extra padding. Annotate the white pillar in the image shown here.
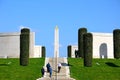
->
[54,26,59,58]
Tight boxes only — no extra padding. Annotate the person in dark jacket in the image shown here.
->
[49,67,52,78]
[46,62,51,72]
[41,66,45,77]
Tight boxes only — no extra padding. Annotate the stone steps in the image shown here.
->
[37,58,75,80]
[38,77,75,80]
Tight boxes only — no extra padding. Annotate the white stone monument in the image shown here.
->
[0,32,35,58]
[0,32,44,58]
[69,32,114,59]
[54,26,59,58]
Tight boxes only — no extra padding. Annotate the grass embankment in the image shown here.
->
[68,58,120,80]
[0,58,45,80]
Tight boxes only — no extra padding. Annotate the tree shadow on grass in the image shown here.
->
[105,62,120,67]
[0,64,9,66]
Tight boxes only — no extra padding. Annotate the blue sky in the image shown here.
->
[0,0,120,57]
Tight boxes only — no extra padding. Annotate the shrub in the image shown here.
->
[78,28,87,58]
[113,29,120,59]
[42,46,46,57]
[20,28,30,66]
[67,45,72,58]
[83,33,93,67]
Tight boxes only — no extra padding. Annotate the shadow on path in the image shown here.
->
[53,69,58,73]
[61,63,69,66]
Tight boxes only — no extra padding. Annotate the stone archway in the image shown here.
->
[99,43,108,58]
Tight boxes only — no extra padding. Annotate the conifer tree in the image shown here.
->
[113,29,120,59]
[20,28,30,66]
[83,33,93,67]
[78,28,87,58]
[42,46,46,57]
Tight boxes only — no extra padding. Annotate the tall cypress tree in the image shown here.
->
[113,29,120,59]
[67,45,72,58]
[42,46,46,57]
[78,28,87,58]
[83,33,93,67]
[20,28,30,66]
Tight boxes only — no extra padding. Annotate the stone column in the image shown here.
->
[54,26,59,58]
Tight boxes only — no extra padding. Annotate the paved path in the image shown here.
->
[37,57,75,80]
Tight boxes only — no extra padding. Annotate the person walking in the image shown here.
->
[41,66,45,77]
[46,62,51,72]
[49,67,52,78]
[58,62,62,73]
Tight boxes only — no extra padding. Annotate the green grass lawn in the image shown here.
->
[0,58,45,80]
[68,58,120,80]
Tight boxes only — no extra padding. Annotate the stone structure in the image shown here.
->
[54,26,59,58]
[34,45,42,58]
[68,32,114,58]
[0,32,42,58]
[92,32,113,58]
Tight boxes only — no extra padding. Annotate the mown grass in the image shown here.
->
[68,58,120,80]
[0,58,45,80]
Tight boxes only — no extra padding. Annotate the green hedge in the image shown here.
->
[67,45,72,58]
[83,33,93,67]
[20,28,30,66]
[113,29,120,59]
[42,46,46,57]
[78,28,87,58]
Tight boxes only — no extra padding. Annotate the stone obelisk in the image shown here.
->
[54,26,59,58]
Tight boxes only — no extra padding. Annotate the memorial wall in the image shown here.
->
[0,32,42,58]
[69,32,114,58]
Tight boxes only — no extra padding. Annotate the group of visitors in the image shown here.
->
[41,62,62,78]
